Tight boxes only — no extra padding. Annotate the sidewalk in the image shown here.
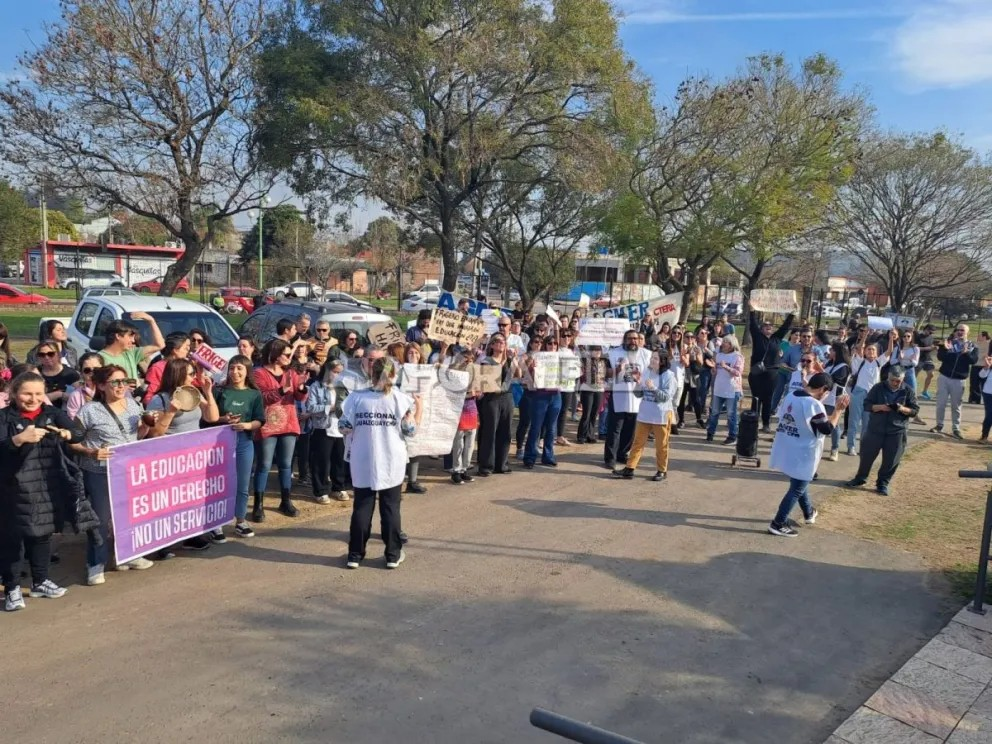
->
[828,604,992,743]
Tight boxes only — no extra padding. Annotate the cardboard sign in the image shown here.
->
[471,363,503,394]
[588,291,683,327]
[532,352,562,389]
[576,318,631,347]
[191,342,227,374]
[480,309,502,335]
[428,307,488,347]
[750,289,798,314]
[369,320,405,348]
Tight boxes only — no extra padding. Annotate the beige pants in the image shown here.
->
[627,421,671,473]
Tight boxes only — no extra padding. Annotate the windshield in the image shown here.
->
[131,312,238,348]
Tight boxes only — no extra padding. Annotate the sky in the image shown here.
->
[1,0,990,224]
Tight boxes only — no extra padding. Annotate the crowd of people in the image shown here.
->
[0,302,987,609]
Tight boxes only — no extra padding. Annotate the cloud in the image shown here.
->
[890,0,992,88]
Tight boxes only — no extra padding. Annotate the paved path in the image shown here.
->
[1,399,974,743]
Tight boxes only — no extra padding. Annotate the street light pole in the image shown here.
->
[258,207,264,292]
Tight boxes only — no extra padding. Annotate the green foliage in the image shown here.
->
[239,204,315,267]
[39,210,79,241]
[0,183,37,262]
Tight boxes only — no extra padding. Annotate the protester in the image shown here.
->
[476,334,515,475]
[98,314,165,382]
[237,335,259,365]
[515,336,543,459]
[747,312,795,434]
[577,346,608,444]
[340,356,418,569]
[523,336,563,468]
[665,326,688,434]
[0,322,17,369]
[289,342,315,487]
[845,340,889,455]
[604,329,652,469]
[932,323,979,440]
[767,372,848,538]
[614,350,679,482]
[295,313,313,342]
[142,331,191,405]
[32,341,80,410]
[771,329,801,412]
[971,331,992,404]
[66,353,103,420]
[821,342,851,461]
[447,348,480,484]
[73,365,157,583]
[917,324,937,400]
[338,329,364,359]
[979,353,992,443]
[215,355,266,537]
[32,319,78,368]
[705,335,744,444]
[406,309,432,347]
[299,356,345,504]
[400,343,429,494]
[555,329,578,445]
[253,339,309,521]
[0,372,94,609]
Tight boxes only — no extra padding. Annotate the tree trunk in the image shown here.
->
[439,207,459,292]
[161,234,205,296]
[740,259,766,348]
[679,265,697,323]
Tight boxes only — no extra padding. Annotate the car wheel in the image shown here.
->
[177,288,187,295]
[225,302,241,314]
[66,282,79,291]
[139,287,151,293]
[276,291,286,300]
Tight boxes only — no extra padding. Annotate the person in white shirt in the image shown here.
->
[705,335,745,445]
[767,372,849,537]
[613,350,680,482]
[339,357,419,570]
[845,342,889,455]
[506,320,527,357]
[604,329,653,469]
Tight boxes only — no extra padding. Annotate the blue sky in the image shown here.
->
[2,0,990,227]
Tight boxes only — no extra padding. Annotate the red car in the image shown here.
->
[216,286,259,314]
[590,294,618,309]
[132,275,189,294]
[0,283,50,305]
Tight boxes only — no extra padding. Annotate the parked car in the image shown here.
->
[239,299,393,346]
[132,275,190,294]
[264,282,324,300]
[403,281,441,302]
[320,291,381,312]
[590,294,617,309]
[65,296,239,361]
[0,283,49,305]
[82,287,139,298]
[57,269,125,291]
[400,296,437,313]
[817,305,842,320]
[213,286,259,315]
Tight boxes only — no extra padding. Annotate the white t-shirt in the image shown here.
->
[668,347,686,390]
[712,352,744,399]
[636,369,679,426]
[341,388,413,491]
[770,391,828,481]
[850,354,889,392]
[891,345,920,369]
[608,347,653,414]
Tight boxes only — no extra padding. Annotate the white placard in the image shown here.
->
[576,318,631,347]
[401,364,470,457]
[867,315,894,331]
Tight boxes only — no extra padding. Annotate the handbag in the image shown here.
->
[258,369,298,438]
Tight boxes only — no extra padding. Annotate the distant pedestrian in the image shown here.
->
[932,323,978,440]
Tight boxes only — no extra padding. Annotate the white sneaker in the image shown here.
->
[126,556,154,570]
[346,559,360,569]
[827,450,838,462]
[806,509,819,525]
[87,564,106,586]
[5,586,26,611]
[332,491,350,502]
[30,579,67,598]
[315,494,331,504]
[385,550,406,569]
[846,447,856,456]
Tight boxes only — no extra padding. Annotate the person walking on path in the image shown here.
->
[846,365,919,496]
[767,373,848,538]
[614,350,679,482]
[932,323,979,440]
[705,335,744,445]
[747,312,795,434]
[340,357,418,570]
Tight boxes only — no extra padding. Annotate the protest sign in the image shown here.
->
[588,292,683,329]
[437,291,512,318]
[532,352,562,389]
[191,342,227,375]
[470,363,503,394]
[369,320,405,348]
[480,309,502,335]
[750,289,798,314]
[402,364,470,457]
[428,307,488,347]
[546,306,562,327]
[576,317,631,347]
[578,293,590,309]
[867,315,894,331]
[884,312,918,330]
[107,427,236,564]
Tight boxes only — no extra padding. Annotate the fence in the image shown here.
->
[803,288,992,334]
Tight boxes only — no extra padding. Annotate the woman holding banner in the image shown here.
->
[74,365,158,585]
[476,334,516,476]
[340,356,418,569]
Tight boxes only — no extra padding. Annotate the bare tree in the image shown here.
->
[303,234,355,297]
[829,133,992,310]
[0,0,270,294]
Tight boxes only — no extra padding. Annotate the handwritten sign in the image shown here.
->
[480,309,502,335]
[576,318,631,347]
[532,352,562,389]
[369,320,405,348]
[750,289,798,314]
[191,342,227,375]
[428,307,488,347]
[107,427,236,564]
[403,364,469,457]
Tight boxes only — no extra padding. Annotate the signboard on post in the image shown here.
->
[576,318,631,347]
[749,289,799,314]
[107,427,237,565]
[368,320,405,348]
[402,364,470,457]
[428,307,488,347]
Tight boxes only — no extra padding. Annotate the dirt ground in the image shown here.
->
[820,424,992,595]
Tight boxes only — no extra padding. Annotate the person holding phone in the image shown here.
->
[216,356,265,537]
[846,365,919,496]
[932,324,979,439]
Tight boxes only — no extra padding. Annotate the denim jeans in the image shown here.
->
[824,405,841,452]
[254,433,296,493]
[525,392,561,465]
[772,477,814,526]
[902,367,917,393]
[846,387,870,451]
[84,468,111,568]
[771,372,790,412]
[515,390,533,450]
[234,431,255,520]
[696,369,713,412]
[707,392,741,438]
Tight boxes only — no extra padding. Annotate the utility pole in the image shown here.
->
[40,185,49,288]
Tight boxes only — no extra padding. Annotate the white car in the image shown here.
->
[401,296,436,313]
[264,282,324,300]
[818,305,842,319]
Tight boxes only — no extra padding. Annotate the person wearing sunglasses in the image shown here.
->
[337,330,365,359]
[33,319,77,369]
[932,324,980,439]
[65,353,103,420]
[555,331,578,446]
[31,341,80,411]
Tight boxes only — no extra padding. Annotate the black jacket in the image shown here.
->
[863,382,919,436]
[749,313,795,368]
[937,341,980,380]
[0,404,98,539]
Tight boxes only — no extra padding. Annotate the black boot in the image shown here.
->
[251,492,265,522]
[278,488,299,517]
